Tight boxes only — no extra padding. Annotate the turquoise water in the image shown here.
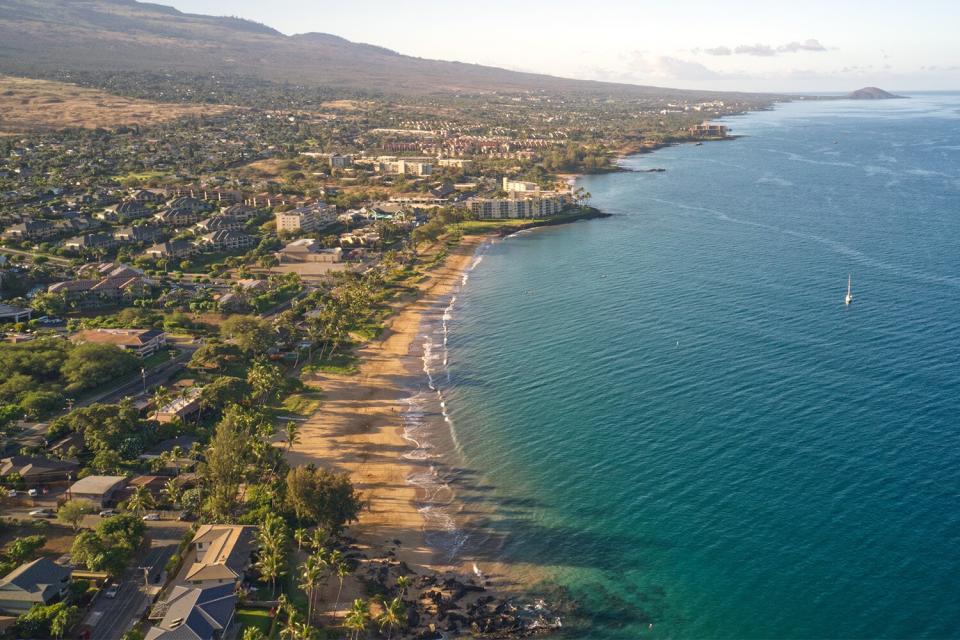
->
[420,95,960,638]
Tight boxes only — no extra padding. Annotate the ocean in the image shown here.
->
[407,93,960,638]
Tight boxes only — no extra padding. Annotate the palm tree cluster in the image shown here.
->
[255,512,289,596]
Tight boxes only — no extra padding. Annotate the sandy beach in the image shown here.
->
[287,235,487,575]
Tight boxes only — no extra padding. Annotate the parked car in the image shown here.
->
[104,583,120,599]
[28,508,55,518]
[99,509,118,517]
[27,488,39,497]
[142,513,160,521]
[6,489,16,498]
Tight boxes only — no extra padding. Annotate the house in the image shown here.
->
[0,558,71,614]
[2,219,55,241]
[145,240,196,260]
[132,189,165,204]
[196,230,256,252]
[145,583,235,640]
[195,216,244,233]
[0,456,79,484]
[67,475,126,507]
[327,152,353,169]
[184,525,253,587]
[125,475,168,501]
[276,238,342,264]
[219,204,258,220]
[155,208,203,227]
[62,232,117,252]
[71,328,167,357]
[0,303,32,323]
[115,224,164,244]
[235,279,268,294]
[167,196,209,213]
[153,387,203,424]
[114,200,153,220]
[275,203,337,233]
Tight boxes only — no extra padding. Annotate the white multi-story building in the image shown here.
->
[502,177,541,193]
[468,194,570,220]
[275,203,337,233]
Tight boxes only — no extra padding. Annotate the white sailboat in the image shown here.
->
[844,274,853,306]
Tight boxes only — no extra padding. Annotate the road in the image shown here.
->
[77,345,197,408]
[0,246,73,267]
[82,523,185,640]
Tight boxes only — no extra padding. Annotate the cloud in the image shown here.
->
[703,39,829,57]
[704,46,732,56]
[778,39,828,53]
[624,53,720,81]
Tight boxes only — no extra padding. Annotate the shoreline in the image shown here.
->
[288,235,488,576]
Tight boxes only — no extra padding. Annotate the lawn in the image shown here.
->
[277,390,324,417]
[235,608,273,634]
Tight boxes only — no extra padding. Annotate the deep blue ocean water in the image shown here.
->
[423,94,960,638]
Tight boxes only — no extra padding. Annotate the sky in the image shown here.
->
[169,0,960,92]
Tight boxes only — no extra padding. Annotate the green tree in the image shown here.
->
[20,390,64,418]
[284,420,301,451]
[202,406,253,520]
[284,465,362,533]
[221,315,274,356]
[299,549,327,624]
[57,499,96,532]
[247,359,283,406]
[61,343,139,392]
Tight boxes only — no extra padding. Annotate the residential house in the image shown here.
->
[0,456,79,484]
[0,303,32,323]
[62,232,117,252]
[145,240,196,261]
[2,219,55,241]
[195,216,244,233]
[152,387,203,424]
[219,204,258,220]
[114,200,153,220]
[184,525,253,587]
[67,475,126,507]
[196,230,256,252]
[70,328,167,357]
[145,583,235,640]
[132,189,166,204]
[114,224,164,244]
[167,196,209,214]
[0,558,71,614]
[155,208,203,227]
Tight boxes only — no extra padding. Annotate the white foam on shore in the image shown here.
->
[399,240,493,562]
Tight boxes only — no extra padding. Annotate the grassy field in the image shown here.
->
[458,218,543,235]
[0,75,231,134]
[235,608,273,635]
[278,390,324,417]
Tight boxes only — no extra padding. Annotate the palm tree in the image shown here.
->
[377,595,405,640]
[285,420,301,451]
[331,552,349,619]
[162,478,180,508]
[307,528,328,552]
[299,551,326,624]
[395,575,410,598]
[294,527,308,551]
[126,484,154,516]
[344,599,370,640]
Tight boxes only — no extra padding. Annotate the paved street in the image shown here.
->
[81,523,186,640]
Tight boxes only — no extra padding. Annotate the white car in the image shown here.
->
[27,488,39,497]
[99,509,118,517]
[6,489,16,498]
[142,513,160,521]
[29,508,54,518]
[104,583,120,599]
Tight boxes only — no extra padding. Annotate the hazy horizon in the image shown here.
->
[169,0,960,93]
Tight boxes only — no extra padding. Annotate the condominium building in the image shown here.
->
[275,203,337,233]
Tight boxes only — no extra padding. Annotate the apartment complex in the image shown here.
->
[468,193,571,219]
[275,203,337,233]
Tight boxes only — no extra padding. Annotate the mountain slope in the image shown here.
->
[0,0,764,98]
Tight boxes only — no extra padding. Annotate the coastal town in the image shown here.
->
[0,62,748,640]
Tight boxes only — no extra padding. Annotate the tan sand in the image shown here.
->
[288,236,486,574]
